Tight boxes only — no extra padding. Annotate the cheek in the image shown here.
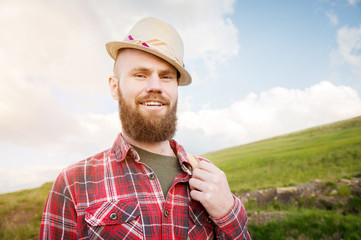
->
[166,85,178,103]
[119,84,142,102]
[172,91,178,103]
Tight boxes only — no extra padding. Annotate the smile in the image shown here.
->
[141,101,165,107]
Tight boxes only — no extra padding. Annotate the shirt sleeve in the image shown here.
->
[211,196,252,240]
[39,170,79,239]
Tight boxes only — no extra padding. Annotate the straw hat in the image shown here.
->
[106,17,192,86]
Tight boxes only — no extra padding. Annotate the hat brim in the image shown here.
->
[106,41,192,86]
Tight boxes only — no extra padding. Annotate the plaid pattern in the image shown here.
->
[40,133,251,239]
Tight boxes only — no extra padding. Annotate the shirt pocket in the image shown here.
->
[85,198,143,240]
[188,201,215,240]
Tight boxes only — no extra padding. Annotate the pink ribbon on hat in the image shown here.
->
[124,35,184,67]
[127,35,150,47]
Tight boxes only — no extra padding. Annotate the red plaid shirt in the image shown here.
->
[40,133,251,239]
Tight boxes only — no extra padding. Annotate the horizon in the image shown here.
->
[1,115,360,194]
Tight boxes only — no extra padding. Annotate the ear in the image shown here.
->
[108,76,119,100]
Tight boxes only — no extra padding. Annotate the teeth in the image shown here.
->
[144,101,162,106]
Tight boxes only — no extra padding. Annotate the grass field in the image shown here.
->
[249,209,361,240]
[204,116,361,192]
[0,182,52,240]
[1,116,360,239]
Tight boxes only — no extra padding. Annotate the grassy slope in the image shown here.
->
[0,182,52,240]
[249,209,361,240]
[203,116,361,239]
[204,116,361,192]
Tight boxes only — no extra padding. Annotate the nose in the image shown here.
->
[145,74,163,93]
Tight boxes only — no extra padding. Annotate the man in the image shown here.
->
[40,17,251,239]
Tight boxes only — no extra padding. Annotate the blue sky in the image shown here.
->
[1,0,361,193]
[182,0,361,108]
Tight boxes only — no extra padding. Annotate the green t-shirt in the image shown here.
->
[132,145,183,198]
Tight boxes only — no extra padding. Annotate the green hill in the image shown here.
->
[1,116,361,239]
[0,182,52,240]
[204,116,361,192]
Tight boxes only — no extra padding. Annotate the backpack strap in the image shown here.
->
[186,152,200,168]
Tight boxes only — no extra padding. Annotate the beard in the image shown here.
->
[118,89,177,143]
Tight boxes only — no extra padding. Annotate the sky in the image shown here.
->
[1,0,361,194]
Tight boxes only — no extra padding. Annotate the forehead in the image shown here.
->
[115,48,177,74]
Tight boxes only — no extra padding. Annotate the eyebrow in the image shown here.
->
[130,67,150,72]
[159,69,177,76]
[129,67,177,76]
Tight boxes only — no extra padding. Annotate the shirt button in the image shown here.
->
[206,217,212,223]
[149,173,155,180]
[110,213,118,220]
[164,210,169,217]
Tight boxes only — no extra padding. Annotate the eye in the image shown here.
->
[161,74,176,81]
[134,73,146,78]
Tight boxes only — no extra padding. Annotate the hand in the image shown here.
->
[189,161,234,219]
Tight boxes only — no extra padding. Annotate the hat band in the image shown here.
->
[123,35,184,67]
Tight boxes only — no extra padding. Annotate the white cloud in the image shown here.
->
[0,166,64,194]
[0,68,120,150]
[0,74,81,146]
[325,10,338,26]
[2,81,361,192]
[87,0,239,83]
[0,0,239,98]
[348,0,361,5]
[0,110,121,193]
[178,81,361,154]
[72,112,121,152]
[0,0,238,147]
[336,25,361,80]
[0,0,111,96]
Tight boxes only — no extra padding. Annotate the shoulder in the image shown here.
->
[50,149,113,202]
[60,148,112,183]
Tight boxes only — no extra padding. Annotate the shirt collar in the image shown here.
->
[169,139,194,175]
[112,133,139,162]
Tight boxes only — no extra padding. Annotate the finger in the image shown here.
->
[196,161,220,174]
[192,167,213,181]
[189,189,203,202]
[189,177,196,191]
[189,177,208,192]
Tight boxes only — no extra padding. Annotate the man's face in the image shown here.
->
[112,49,179,142]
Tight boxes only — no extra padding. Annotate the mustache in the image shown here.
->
[136,94,171,105]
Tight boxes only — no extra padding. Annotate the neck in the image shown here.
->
[123,133,176,157]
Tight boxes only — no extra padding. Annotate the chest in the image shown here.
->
[75,159,215,239]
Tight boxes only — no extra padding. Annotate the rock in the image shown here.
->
[256,189,276,205]
[297,181,322,198]
[239,177,361,227]
[276,187,299,205]
[276,186,298,194]
[351,184,361,197]
[318,196,335,210]
[330,189,338,195]
[340,179,352,185]
[351,178,360,184]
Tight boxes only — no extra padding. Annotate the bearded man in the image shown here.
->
[40,17,251,240]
